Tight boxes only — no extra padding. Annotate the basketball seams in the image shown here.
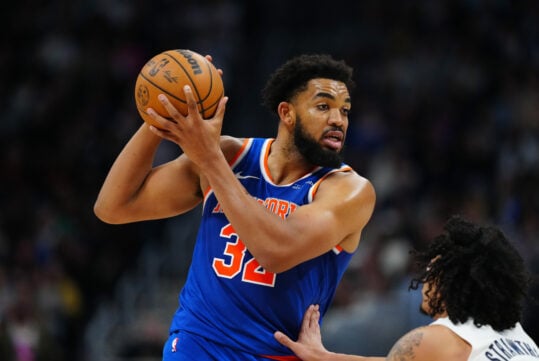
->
[201,88,224,118]
[164,51,206,111]
[199,58,214,102]
[135,49,224,124]
[198,59,223,118]
[165,50,222,118]
[199,59,222,118]
[139,72,187,106]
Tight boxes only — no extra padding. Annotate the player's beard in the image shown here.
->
[294,116,344,168]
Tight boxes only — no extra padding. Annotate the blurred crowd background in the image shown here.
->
[2,0,538,360]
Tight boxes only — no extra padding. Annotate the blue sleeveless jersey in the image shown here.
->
[169,138,355,357]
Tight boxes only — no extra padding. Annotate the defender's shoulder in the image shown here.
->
[387,325,470,361]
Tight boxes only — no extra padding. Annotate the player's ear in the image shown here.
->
[278,101,295,128]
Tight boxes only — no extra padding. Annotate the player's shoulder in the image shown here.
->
[331,166,370,184]
[322,163,369,183]
[387,325,470,361]
[219,135,244,149]
[219,136,246,161]
[320,167,375,200]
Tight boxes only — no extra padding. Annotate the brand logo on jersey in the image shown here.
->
[235,171,260,180]
[212,197,298,219]
[290,180,315,191]
[171,337,179,352]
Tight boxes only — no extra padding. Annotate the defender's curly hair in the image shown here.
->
[261,54,355,115]
[410,215,532,331]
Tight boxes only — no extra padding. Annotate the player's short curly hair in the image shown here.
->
[410,215,532,331]
[261,54,355,115]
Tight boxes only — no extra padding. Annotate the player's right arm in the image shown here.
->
[93,124,202,224]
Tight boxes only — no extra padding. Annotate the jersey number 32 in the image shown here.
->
[212,224,276,287]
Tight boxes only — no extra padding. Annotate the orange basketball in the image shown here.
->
[134,49,224,128]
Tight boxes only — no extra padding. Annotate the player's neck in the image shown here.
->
[268,138,318,184]
[432,310,449,320]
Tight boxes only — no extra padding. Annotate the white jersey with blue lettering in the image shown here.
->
[431,317,539,361]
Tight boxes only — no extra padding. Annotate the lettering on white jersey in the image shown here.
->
[485,338,539,361]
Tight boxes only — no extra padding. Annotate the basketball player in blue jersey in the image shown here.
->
[94,54,376,360]
[275,216,539,361]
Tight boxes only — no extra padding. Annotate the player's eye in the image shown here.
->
[317,104,329,111]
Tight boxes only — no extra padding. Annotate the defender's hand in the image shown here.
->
[274,305,329,361]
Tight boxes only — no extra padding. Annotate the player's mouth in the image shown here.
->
[321,130,344,151]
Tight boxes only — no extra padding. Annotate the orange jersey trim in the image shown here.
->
[230,138,251,167]
[262,139,275,183]
[308,165,352,202]
[202,138,252,202]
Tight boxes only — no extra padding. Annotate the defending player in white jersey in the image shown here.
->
[275,215,538,361]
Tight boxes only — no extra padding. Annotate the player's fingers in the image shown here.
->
[274,331,294,348]
[313,304,320,322]
[213,96,229,121]
[182,86,200,117]
[157,94,186,123]
[303,305,314,329]
[147,124,168,138]
[146,107,177,130]
[304,304,319,329]
[313,305,321,328]
[204,54,223,76]
[309,306,317,328]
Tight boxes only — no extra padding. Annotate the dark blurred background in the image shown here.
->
[1,0,538,360]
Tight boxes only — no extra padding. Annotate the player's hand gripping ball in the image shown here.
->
[134,49,224,128]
